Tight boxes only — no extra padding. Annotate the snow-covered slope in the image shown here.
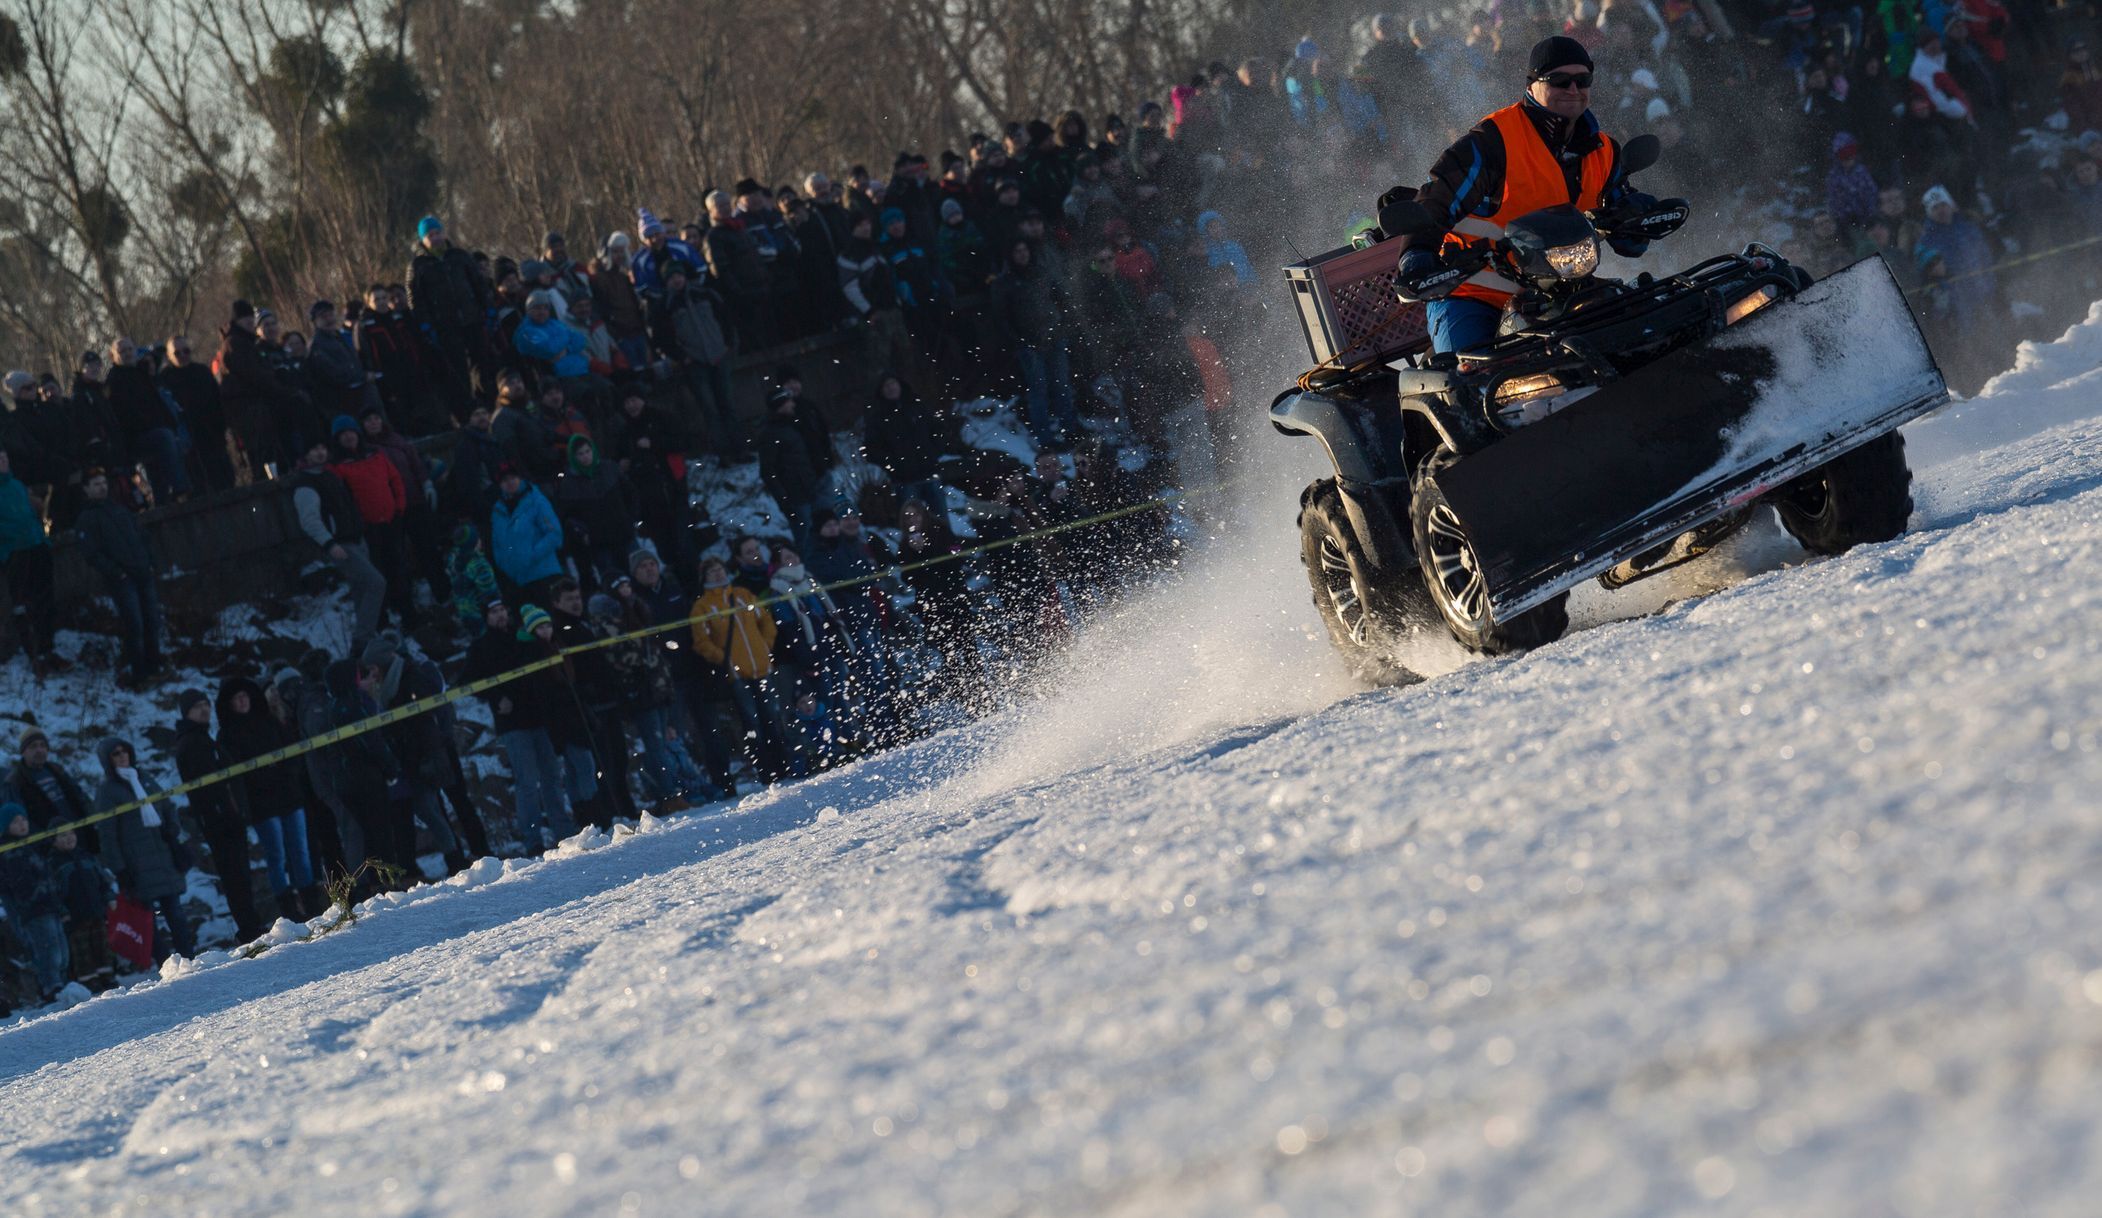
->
[5,313,2102,1216]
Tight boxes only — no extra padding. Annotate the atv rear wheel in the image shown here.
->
[1298,481,1426,686]
[1773,431,1914,555]
[1410,452,1569,654]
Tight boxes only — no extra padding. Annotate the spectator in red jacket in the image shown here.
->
[328,414,417,630]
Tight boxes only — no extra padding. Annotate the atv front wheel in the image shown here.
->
[1410,452,1569,654]
[1298,481,1426,686]
[1774,431,1914,555]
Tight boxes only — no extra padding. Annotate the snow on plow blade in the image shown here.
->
[1436,257,1948,624]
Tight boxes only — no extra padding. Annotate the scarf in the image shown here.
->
[770,564,855,656]
[702,567,732,590]
[117,766,159,827]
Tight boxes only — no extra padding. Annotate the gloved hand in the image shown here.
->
[1601,191,1659,257]
[1396,245,1465,303]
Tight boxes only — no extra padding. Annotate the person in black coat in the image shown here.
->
[459,599,574,853]
[756,387,828,542]
[215,676,322,919]
[157,335,236,492]
[4,727,98,851]
[319,659,414,885]
[405,217,493,417]
[73,469,163,686]
[171,688,264,943]
[103,337,188,503]
[0,801,70,998]
[358,632,481,870]
[548,579,633,825]
[861,371,956,506]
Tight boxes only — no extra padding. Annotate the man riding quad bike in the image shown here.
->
[1273,37,1949,683]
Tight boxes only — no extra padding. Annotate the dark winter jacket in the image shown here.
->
[552,442,636,555]
[215,678,301,823]
[172,716,249,829]
[0,834,61,922]
[158,362,227,437]
[648,282,731,366]
[701,221,768,303]
[862,383,956,485]
[105,361,176,440]
[290,463,365,551]
[94,737,188,901]
[446,424,507,515]
[992,261,1069,348]
[0,470,46,564]
[73,497,155,584]
[319,659,401,795]
[50,842,116,923]
[407,245,493,334]
[4,759,95,840]
[68,379,127,471]
[490,402,566,481]
[460,627,544,733]
[758,412,824,512]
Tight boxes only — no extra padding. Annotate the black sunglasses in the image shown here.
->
[1539,71,1594,89]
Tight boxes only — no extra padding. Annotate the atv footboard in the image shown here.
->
[1435,258,1948,623]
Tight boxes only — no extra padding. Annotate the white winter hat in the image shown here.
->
[605,231,631,253]
[1645,97,1673,122]
[1921,184,1957,211]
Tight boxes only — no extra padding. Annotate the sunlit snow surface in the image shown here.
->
[5,311,2102,1216]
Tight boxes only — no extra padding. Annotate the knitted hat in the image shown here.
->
[19,726,47,751]
[176,688,210,718]
[330,414,358,438]
[484,596,508,617]
[359,631,402,671]
[3,370,33,394]
[1832,131,1860,156]
[519,604,552,635]
[1,801,25,830]
[940,198,964,222]
[521,260,551,283]
[417,215,445,241]
[453,522,481,549]
[1921,184,1957,211]
[628,547,660,576]
[586,593,623,621]
[1527,35,1593,78]
[880,207,906,229]
[637,207,667,238]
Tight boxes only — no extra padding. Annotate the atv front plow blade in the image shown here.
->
[1435,257,1948,623]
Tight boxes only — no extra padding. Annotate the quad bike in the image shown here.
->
[1275,135,1949,683]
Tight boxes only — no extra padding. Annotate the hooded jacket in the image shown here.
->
[94,737,187,900]
[553,437,636,552]
[490,482,565,586]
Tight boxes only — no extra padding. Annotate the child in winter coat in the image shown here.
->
[447,523,501,635]
[48,829,116,985]
[0,802,70,999]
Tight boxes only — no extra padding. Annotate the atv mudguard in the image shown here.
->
[1272,386,1414,570]
[1432,257,1948,623]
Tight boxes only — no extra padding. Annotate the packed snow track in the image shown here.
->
[6,311,2102,1216]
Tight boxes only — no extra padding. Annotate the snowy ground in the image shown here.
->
[4,311,2102,1216]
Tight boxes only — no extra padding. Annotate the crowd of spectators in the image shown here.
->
[7,0,2102,1009]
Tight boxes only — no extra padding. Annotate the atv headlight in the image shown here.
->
[1543,237,1600,280]
[1725,285,1779,325]
[1493,373,1564,406]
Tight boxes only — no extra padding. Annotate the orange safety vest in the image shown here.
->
[1441,103,1618,308]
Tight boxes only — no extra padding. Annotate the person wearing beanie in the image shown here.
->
[405,211,492,421]
[327,409,415,633]
[6,725,97,855]
[0,797,72,999]
[630,206,703,300]
[1394,34,1659,354]
[457,597,574,854]
[172,681,266,943]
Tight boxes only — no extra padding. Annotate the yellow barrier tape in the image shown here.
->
[0,486,1188,857]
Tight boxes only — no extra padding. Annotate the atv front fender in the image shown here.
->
[1274,389,1414,571]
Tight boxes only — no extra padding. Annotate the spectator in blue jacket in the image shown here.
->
[489,465,565,596]
[513,291,590,378]
[1,446,62,678]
